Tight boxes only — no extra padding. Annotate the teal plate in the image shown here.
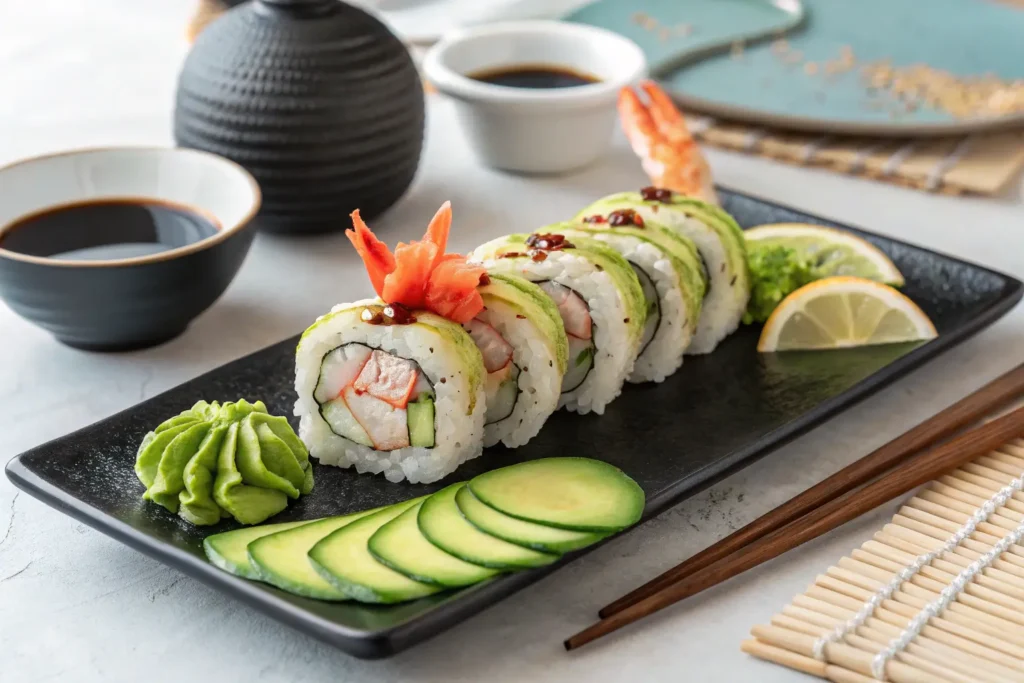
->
[567,0,1024,136]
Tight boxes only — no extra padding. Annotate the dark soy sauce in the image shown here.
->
[468,64,600,89]
[0,199,220,261]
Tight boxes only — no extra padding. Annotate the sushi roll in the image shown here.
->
[577,189,749,354]
[559,211,707,383]
[295,203,490,484]
[468,273,569,448]
[295,302,485,483]
[471,230,646,415]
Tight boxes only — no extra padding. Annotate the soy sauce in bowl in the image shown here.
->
[0,199,220,262]
[468,64,600,89]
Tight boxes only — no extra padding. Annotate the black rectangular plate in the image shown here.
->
[7,189,1022,659]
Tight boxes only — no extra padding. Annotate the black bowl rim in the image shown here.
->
[0,146,262,270]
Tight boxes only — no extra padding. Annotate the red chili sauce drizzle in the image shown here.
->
[526,233,575,250]
[582,214,607,224]
[499,233,576,262]
[640,186,675,203]
[361,302,417,325]
[606,208,644,227]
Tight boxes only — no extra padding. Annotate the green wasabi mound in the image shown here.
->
[135,399,314,526]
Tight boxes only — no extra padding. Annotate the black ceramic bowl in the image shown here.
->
[0,147,261,351]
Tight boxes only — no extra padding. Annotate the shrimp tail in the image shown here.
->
[346,209,395,297]
[639,80,691,145]
[617,87,657,166]
[618,80,719,205]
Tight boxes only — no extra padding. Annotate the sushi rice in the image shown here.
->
[294,299,486,484]
[471,274,568,448]
[471,233,646,415]
[561,220,706,383]
[293,192,755,485]
[578,192,749,354]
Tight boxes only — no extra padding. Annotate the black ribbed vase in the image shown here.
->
[174,0,424,234]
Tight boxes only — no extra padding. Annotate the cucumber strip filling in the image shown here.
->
[698,252,711,299]
[484,363,520,425]
[563,335,595,393]
[631,263,661,356]
[537,280,594,394]
[463,317,520,426]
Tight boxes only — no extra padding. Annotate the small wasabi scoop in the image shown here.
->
[135,399,314,526]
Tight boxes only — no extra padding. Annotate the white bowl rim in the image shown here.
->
[0,145,262,269]
[423,20,647,106]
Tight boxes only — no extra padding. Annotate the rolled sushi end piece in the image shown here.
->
[562,215,706,383]
[467,273,568,448]
[471,230,646,415]
[577,190,749,354]
[299,202,496,483]
[295,300,487,484]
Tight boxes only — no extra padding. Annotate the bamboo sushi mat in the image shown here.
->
[743,436,1024,683]
[684,115,1024,198]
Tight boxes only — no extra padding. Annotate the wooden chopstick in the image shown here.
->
[564,403,1024,651]
[598,363,1024,619]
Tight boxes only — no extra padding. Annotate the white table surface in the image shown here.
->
[1,2,1022,681]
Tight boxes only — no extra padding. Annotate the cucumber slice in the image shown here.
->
[632,263,660,355]
[368,501,499,587]
[204,519,316,580]
[248,508,381,600]
[418,484,558,569]
[455,486,606,554]
[469,458,644,532]
[320,397,373,446]
[314,343,372,404]
[563,335,594,393]
[407,395,435,448]
[309,499,441,604]
[484,364,519,425]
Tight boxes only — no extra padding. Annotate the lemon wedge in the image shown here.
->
[758,276,936,352]
[745,223,904,286]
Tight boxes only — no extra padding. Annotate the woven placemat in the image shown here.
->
[687,115,1024,196]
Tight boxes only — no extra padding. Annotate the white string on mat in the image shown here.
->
[687,115,716,136]
[849,142,885,174]
[742,129,767,151]
[871,510,1024,679]
[881,141,918,176]
[924,136,973,191]
[811,467,1024,679]
[799,135,834,163]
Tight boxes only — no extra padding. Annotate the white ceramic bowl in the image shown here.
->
[423,21,647,174]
